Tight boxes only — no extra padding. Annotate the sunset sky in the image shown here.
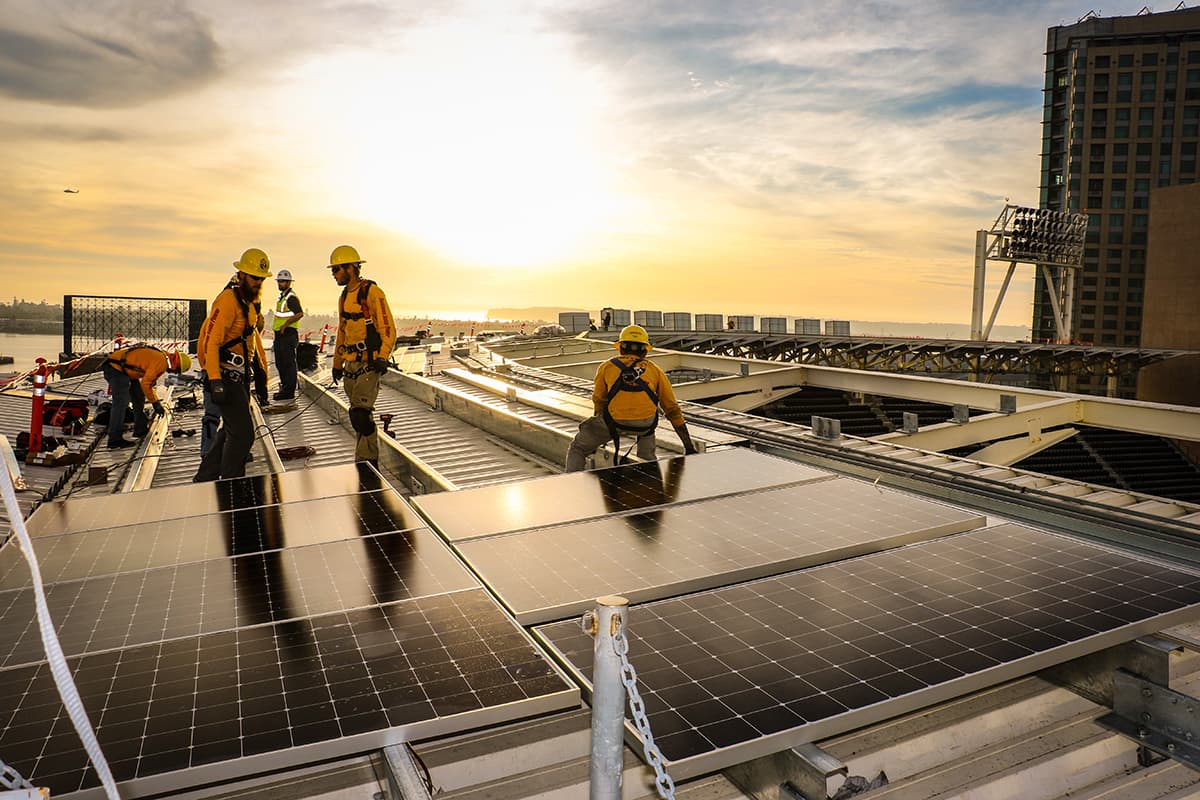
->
[0,1,1164,326]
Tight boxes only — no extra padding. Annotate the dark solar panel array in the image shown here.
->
[0,465,577,798]
[412,449,832,541]
[0,530,478,668]
[8,590,574,795]
[453,477,985,623]
[534,523,1200,779]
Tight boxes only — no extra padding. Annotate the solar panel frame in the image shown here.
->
[457,477,986,624]
[0,488,426,591]
[24,463,392,537]
[533,523,1200,780]
[412,449,833,542]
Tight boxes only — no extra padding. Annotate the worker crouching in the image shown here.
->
[565,324,697,471]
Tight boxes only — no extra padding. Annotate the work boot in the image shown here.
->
[107,438,136,449]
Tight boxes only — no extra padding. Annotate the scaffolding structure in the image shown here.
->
[62,295,207,355]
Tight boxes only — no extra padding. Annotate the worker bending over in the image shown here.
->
[329,244,396,468]
[193,247,270,481]
[102,345,191,448]
[565,324,697,471]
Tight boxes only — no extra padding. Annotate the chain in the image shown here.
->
[0,757,33,790]
[613,626,677,800]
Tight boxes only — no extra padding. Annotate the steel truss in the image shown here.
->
[646,332,1193,395]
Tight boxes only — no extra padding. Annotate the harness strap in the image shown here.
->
[339,280,381,360]
[106,344,158,378]
[601,356,659,459]
[218,287,257,387]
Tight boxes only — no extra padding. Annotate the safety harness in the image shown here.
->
[217,288,257,387]
[601,356,659,458]
[338,279,383,362]
[106,344,159,378]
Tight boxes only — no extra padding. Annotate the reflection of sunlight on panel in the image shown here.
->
[290,14,626,267]
[501,483,529,521]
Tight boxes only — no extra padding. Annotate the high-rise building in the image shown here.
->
[1034,6,1200,394]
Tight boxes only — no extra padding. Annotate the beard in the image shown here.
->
[237,273,263,302]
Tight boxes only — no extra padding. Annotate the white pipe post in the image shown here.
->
[970,230,988,340]
[589,595,629,800]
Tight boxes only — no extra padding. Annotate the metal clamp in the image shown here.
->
[1097,669,1200,770]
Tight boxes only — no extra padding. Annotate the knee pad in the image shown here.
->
[349,407,376,436]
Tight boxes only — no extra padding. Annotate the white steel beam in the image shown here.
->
[969,427,1080,467]
[876,400,1080,451]
[712,387,805,412]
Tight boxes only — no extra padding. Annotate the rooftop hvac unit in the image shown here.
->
[633,310,663,329]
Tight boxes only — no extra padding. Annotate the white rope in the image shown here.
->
[0,435,120,799]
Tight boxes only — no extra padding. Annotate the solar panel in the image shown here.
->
[458,477,985,624]
[25,463,390,537]
[533,523,1200,779]
[413,449,832,541]
[0,529,480,669]
[0,489,425,591]
[2,589,578,797]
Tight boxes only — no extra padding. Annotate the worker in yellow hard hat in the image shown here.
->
[271,268,305,400]
[565,324,697,471]
[101,345,192,448]
[193,247,271,481]
[329,244,396,468]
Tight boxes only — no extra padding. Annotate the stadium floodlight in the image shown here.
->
[969,203,1089,341]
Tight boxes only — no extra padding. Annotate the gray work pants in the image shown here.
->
[565,414,656,471]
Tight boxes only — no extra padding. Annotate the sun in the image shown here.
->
[291,14,622,267]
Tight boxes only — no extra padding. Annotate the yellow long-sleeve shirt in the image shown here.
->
[591,355,686,427]
[106,346,169,403]
[197,286,268,381]
[334,277,396,368]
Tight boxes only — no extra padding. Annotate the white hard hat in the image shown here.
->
[276,269,293,281]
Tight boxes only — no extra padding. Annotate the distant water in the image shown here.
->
[0,333,64,372]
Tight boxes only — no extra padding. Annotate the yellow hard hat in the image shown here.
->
[616,324,653,351]
[233,248,272,278]
[169,351,192,373]
[329,244,365,268]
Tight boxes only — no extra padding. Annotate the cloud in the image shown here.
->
[0,0,219,107]
[4,121,131,142]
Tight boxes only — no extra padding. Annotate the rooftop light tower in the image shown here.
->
[969,203,1088,341]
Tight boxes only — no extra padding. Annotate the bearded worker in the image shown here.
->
[193,247,271,481]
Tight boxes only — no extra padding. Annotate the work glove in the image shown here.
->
[332,367,344,382]
[674,423,698,455]
[371,358,390,375]
[151,401,166,418]
[209,379,227,406]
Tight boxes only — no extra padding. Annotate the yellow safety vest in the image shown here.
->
[273,290,300,332]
